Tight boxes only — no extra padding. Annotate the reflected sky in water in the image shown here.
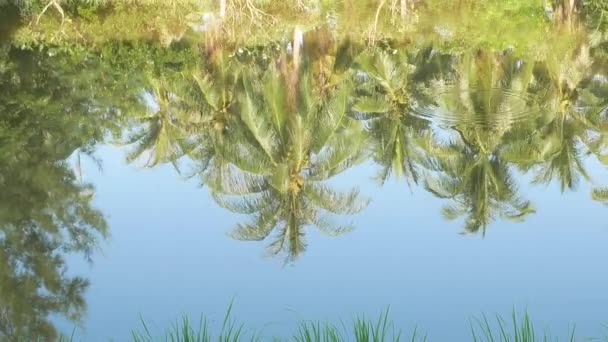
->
[62,144,608,341]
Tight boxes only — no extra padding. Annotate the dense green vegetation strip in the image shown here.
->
[1,0,606,50]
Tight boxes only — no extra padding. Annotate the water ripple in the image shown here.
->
[411,86,539,128]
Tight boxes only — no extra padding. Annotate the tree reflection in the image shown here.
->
[352,49,434,186]
[518,44,608,192]
[118,29,608,240]
[0,45,109,340]
[423,50,537,234]
[2,2,606,271]
[205,43,369,262]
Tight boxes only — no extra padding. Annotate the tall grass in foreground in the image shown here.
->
[294,308,425,342]
[131,307,602,342]
[132,307,424,342]
[470,311,576,342]
[132,302,260,342]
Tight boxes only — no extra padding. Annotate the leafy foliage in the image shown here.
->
[0,44,110,340]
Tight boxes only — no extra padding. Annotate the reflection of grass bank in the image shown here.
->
[4,0,410,47]
[127,307,593,342]
[414,0,549,53]
[8,3,200,47]
[3,0,566,51]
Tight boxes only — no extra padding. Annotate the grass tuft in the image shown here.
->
[470,311,577,342]
[132,302,260,342]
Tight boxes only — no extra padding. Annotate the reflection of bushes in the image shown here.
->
[2,0,198,17]
[1,0,93,17]
[0,44,111,341]
[4,0,593,52]
[582,0,608,27]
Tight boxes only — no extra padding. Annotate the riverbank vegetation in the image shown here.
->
[1,0,606,47]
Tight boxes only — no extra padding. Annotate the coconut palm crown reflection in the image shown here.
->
[3,12,607,266]
[122,26,608,255]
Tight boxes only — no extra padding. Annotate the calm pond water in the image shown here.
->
[2,1,608,341]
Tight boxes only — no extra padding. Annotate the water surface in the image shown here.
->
[1,1,608,340]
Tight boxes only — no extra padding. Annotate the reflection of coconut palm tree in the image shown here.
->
[191,50,244,135]
[125,48,244,173]
[209,65,369,261]
[434,50,536,131]
[124,76,196,168]
[351,50,434,185]
[527,112,592,191]
[511,44,608,191]
[592,187,608,205]
[410,46,456,85]
[425,136,535,235]
[367,118,432,185]
[517,108,608,191]
[186,50,269,186]
[424,50,536,234]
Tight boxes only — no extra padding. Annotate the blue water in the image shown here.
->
[63,145,608,341]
